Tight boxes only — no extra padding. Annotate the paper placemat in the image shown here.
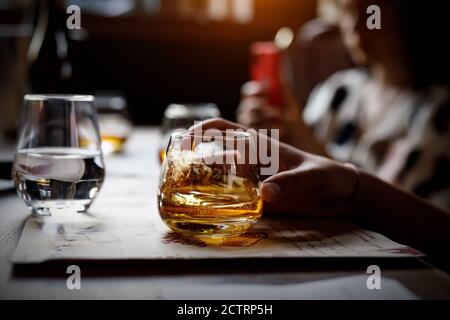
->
[11,176,423,264]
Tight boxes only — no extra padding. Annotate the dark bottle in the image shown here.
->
[28,0,73,93]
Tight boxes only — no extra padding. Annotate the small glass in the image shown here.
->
[95,95,133,155]
[158,130,262,238]
[12,95,105,215]
[159,103,220,163]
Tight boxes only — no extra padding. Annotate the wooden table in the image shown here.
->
[1,128,450,299]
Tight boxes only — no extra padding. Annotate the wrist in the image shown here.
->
[343,163,362,219]
[347,167,377,227]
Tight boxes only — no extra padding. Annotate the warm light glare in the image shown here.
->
[275,27,294,49]
[209,0,228,21]
[232,0,254,24]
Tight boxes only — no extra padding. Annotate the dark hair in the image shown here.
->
[394,0,450,88]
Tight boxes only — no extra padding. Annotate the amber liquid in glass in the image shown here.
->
[158,161,262,237]
[159,149,166,164]
[101,135,127,154]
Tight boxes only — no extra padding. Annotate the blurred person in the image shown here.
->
[285,0,355,107]
[237,0,450,210]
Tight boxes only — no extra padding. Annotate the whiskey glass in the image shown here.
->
[158,130,262,238]
[95,95,133,155]
[12,95,105,215]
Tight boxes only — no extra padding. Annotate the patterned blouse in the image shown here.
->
[303,68,450,210]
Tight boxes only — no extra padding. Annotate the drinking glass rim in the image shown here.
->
[24,94,95,102]
[164,103,220,119]
[170,130,253,140]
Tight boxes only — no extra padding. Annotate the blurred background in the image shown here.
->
[0,0,449,216]
[0,0,321,133]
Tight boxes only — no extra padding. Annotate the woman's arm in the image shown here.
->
[237,82,329,157]
[191,118,450,262]
[354,170,450,262]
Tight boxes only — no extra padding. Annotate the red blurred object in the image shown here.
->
[249,42,284,109]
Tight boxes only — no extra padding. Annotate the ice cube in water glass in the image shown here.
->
[12,147,105,215]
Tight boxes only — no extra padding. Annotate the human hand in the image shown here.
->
[190,118,359,218]
[237,82,327,156]
[237,81,286,136]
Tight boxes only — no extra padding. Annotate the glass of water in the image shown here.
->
[12,95,105,215]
